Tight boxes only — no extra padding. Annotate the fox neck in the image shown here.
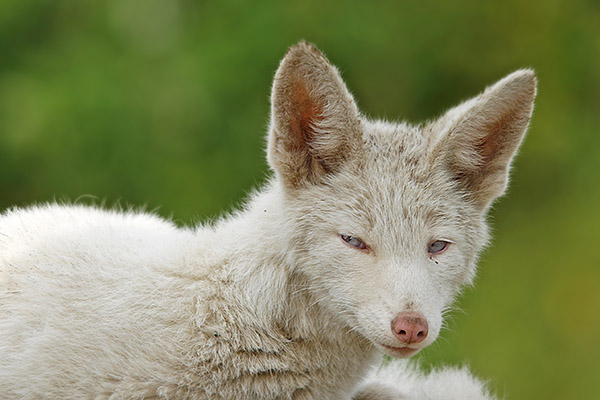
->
[211,178,374,353]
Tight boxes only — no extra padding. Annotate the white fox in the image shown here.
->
[0,42,535,399]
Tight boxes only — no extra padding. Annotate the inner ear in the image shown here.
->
[475,106,524,165]
[289,79,324,153]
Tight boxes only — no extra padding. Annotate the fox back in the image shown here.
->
[0,43,535,399]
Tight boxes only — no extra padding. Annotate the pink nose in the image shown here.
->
[391,312,429,344]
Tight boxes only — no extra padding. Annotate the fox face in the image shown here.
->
[268,42,536,358]
[280,122,487,358]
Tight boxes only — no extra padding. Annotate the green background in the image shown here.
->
[1,1,598,398]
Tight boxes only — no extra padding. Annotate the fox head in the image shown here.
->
[267,42,536,358]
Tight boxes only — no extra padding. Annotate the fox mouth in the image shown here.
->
[379,343,422,358]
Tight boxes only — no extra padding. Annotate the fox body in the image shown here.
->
[0,43,536,399]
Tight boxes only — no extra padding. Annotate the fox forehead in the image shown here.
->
[360,119,469,220]
[293,119,476,253]
[359,118,447,184]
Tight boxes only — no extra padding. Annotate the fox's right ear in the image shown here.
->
[267,42,362,189]
[435,70,537,212]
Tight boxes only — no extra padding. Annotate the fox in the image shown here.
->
[0,42,536,399]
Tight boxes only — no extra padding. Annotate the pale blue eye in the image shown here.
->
[340,234,368,250]
[428,240,449,254]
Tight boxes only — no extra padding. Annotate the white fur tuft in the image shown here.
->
[355,361,498,400]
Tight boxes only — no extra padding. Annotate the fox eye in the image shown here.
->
[339,234,368,251]
[428,240,449,254]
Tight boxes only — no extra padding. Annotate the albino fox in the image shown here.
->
[0,42,535,399]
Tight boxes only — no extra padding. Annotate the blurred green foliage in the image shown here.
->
[1,0,599,398]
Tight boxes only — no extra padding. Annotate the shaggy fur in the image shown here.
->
[0,42,536,399]
[353,361,498,400]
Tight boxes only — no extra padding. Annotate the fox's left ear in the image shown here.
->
[436,70,537,211]
[267,42,362,189]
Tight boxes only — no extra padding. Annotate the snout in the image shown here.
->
[390,312,428,345]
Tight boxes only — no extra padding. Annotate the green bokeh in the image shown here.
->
[1,1,598,398]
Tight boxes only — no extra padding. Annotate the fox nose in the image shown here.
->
[391,312,429,344]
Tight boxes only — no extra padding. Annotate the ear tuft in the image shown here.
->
[267,42,362,188]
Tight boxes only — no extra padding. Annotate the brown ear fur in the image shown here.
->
[267,42,362,188]
[439,70,537,210]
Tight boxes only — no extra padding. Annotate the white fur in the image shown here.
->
[354,361,497,400]
[0,42,535,399]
